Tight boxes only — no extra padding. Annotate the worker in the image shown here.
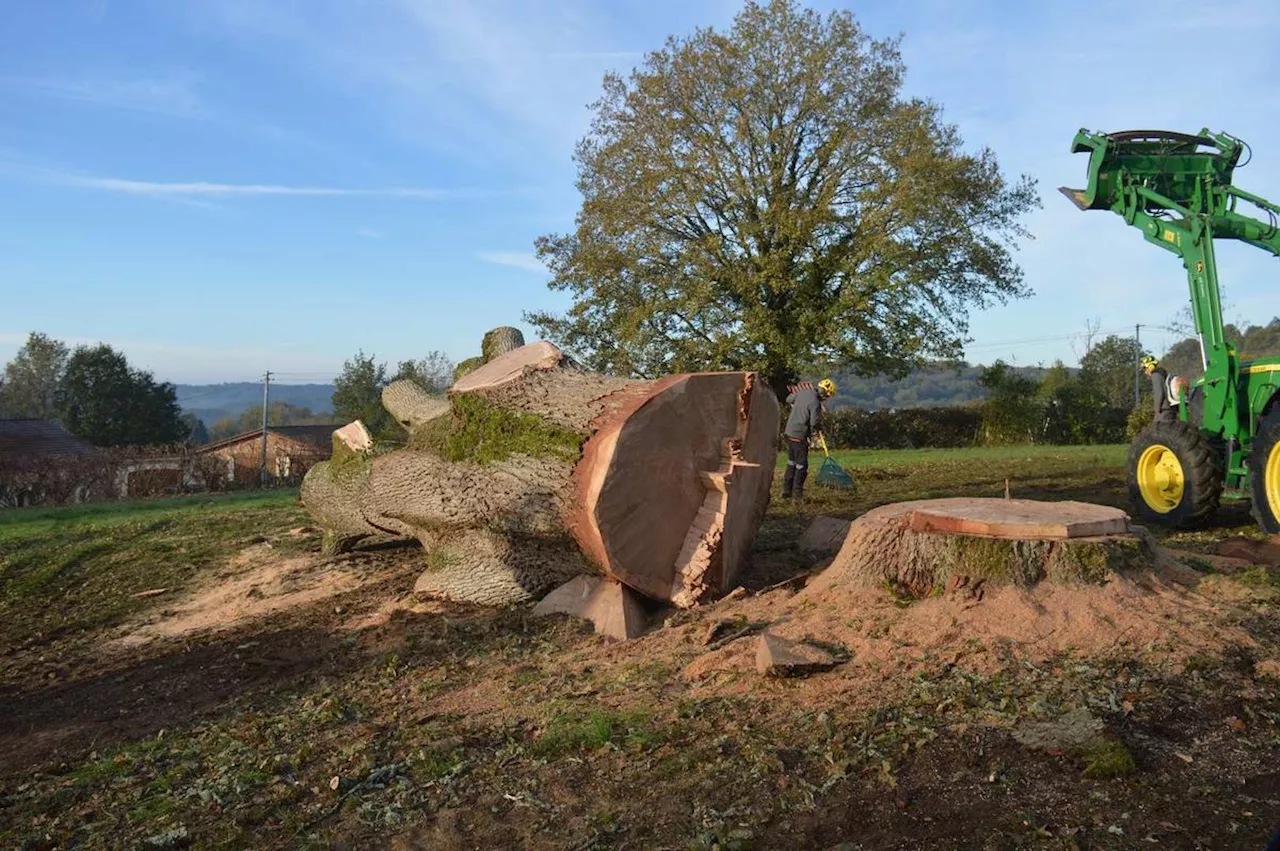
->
[1141,355,1184,424]
[782,378,836,502]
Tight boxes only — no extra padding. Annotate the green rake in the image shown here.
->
[814,434,855,490]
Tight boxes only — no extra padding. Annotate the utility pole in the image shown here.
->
[1133,324,1142,408]
[260,370,272,486]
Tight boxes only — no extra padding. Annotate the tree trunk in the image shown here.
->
[301,339,780,607]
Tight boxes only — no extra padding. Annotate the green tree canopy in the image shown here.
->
[392,350,455,395]
[60,343,187,446]
[332,351,392,437]
[0,331,69,419]
[526,0,1039,394]
[1079,335,1145,409]
[180,412,210,445]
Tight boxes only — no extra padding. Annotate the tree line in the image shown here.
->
[0,332,194,447]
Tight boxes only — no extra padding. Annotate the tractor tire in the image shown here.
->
[1249,406,1280,533]
[1127,420,1223,529]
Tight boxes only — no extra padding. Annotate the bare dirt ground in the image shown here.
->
[1,450,1279,850]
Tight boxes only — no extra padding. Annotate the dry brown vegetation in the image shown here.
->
[1,445,1278,850]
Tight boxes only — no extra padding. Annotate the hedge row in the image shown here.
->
[818,406,982,450]
[810,402,1134,450]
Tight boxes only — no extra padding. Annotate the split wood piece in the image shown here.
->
[803,497,1154,600]
[382,379,449,433]
[906,498,1130,540]
[532,575,648,641]
[797,516,853,556]
[755,633,838,677]
[300,338,779,608]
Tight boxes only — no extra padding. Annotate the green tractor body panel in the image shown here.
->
[1063,128,1280,514]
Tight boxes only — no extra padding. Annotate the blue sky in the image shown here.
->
[2,0,1279,384]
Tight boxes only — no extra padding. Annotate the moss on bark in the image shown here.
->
[410,393,586,465]
[453,356,485,382]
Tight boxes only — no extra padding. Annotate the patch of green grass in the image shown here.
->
[0,489,298,535]
[1235,565,1280,590]
[533,708,662,757]
[1080,739,1136,779]
[775,443,1129,471]
[0,489,309,649]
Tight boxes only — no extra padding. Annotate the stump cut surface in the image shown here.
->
[904,498,1130,540]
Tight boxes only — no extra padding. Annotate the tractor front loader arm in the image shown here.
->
[1059,127,1280,457]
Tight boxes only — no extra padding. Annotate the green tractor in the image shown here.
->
[1061,128,1280,532]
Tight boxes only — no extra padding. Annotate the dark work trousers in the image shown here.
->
[783,437,809,498]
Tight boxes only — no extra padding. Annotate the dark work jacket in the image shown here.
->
[784,387,823,440]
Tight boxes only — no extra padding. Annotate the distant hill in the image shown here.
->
[174,364,1061,426]
[825,363,1052,411]
[176,383,336,427]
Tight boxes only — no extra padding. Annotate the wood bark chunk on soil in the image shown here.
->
[532,575,648,641]
[1213,536,1280,566]
[755,633,838,677]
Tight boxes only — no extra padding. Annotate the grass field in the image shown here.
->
[1,445,1278,849]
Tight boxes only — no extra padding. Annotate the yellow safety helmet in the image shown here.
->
[818,378,837,397]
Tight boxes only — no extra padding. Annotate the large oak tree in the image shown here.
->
[527,0,1039,394]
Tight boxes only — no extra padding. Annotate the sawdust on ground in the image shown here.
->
[672,561,1257,707]
[108,542,370,649]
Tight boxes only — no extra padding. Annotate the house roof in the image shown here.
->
[0,419,98,460]
[198,423,340,454]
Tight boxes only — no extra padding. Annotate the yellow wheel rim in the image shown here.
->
[1266,441,1280,518]
[1137,444,1185,513]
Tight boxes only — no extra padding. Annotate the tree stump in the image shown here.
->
[805,498,1154,599]
[300,335,779,608]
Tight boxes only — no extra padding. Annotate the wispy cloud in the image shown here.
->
[0,158,510,201]
[478,251,546,273]
[66,176,456,198]
[0,74,205,118]
[189,0,642,168]
[357,227,384,239]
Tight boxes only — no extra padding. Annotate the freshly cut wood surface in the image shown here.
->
[905,498,1130,540]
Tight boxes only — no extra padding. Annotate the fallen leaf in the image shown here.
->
[1226,716,1246,732]
[1175,752,1194,764]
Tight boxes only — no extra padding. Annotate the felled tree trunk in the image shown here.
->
[301,339,779,608]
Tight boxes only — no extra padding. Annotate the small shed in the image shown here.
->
[0,419,99,506]
[197,424,338,485]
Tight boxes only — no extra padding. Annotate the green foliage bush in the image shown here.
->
[820,406,981,450]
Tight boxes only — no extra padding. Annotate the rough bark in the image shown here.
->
[805,498,1155,600]
[382,379,449,434]
[300,336,779,608]
[481,326,525,361]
